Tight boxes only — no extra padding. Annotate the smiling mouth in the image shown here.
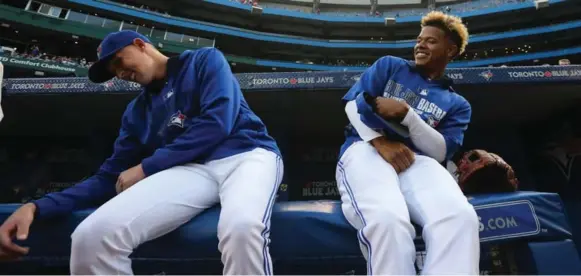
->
[415,52,429,58]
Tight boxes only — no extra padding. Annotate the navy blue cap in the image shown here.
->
[88,30,152,83]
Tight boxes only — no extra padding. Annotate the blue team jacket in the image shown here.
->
[33,48,280,219]
[340,55,472,161]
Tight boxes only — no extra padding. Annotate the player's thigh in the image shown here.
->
[72,164,220,245]
[216,148,283,227]
[398,155,474,227]
[336,141,410,230]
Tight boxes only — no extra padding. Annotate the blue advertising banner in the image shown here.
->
[3,65,581,95]
[475,200,540,242]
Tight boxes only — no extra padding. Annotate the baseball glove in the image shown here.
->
[455,149,518,195]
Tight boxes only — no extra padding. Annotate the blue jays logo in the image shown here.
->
[97,44,103,59]
[168,111,187,128]
[426,115,438,127]
[479,70,494,81]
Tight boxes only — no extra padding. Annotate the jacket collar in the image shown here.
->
[144,55,184,94]
[406,60,455,90]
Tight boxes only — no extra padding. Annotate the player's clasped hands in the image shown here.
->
[371,136,416,173]
[0,203,35,261]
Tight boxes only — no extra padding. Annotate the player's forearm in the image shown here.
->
[401,109,447,162]
[345,100,383,142]
[32,174,117,219]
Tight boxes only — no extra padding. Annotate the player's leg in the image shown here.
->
[211,148,283,275]
[69,164,220,275]
[398,155,480,275]
[336,141,417,275]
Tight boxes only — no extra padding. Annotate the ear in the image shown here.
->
[132,38,147,51]
[447,43,458,60]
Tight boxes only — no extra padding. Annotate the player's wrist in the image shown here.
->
[370,136,395,148]
[369,136,386,148]
[22,202,37,216]
[397,104,411,122]
[400,106,416,126]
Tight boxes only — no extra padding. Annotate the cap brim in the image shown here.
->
[88,54,115,83]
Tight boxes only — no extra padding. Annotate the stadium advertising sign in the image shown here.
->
[474,200,540,242]
[244,72,346,89]
[249,76,336,86]
[507,68,581,79]
[7,78,141,94]
[0,56,88,76]
[445,73,464,80]
[4,65,581,95]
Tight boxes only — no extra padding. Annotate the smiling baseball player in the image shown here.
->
[336,12,479,274]
[0,30,283,275]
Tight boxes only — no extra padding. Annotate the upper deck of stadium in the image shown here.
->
[28,0,579,41]
[1,0,580,74]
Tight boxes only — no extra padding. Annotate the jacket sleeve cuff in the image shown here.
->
[30,197,57,219]
[141,157,162,177]
[355,92,375,115]
[355,92,410,139]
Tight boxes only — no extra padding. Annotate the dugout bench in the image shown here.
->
[0,191,581,274]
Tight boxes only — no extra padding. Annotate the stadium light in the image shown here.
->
[384,17,395,26]
[535,0,549,9]
[251,5,263,15]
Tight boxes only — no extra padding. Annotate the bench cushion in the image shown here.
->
[0,191,571,266]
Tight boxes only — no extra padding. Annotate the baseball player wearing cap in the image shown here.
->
[336,12,479,275]
[0,30,283,275]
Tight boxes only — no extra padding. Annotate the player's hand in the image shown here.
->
[370,136,415,173]
[0,203,35,261]
[116,164,146,194]
[374,97,410,122]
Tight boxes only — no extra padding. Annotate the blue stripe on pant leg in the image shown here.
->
[260,155,281,275]
[338,161,373,275]
[338,163,373,275]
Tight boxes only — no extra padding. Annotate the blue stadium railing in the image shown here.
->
[258,46,581,70]
[3,65,581,96]
[72,0,576,49]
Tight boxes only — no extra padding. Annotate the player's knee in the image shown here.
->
[218,213,264,246]
[453,203,479,233]
[71,215,133,257]
[71,217,100,252]
[431,201,478,237]
[70,218,106,273]
[366,208,414,237]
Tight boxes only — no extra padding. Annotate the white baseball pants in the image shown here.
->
[69,148,283,275]
[336,141,480,275]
